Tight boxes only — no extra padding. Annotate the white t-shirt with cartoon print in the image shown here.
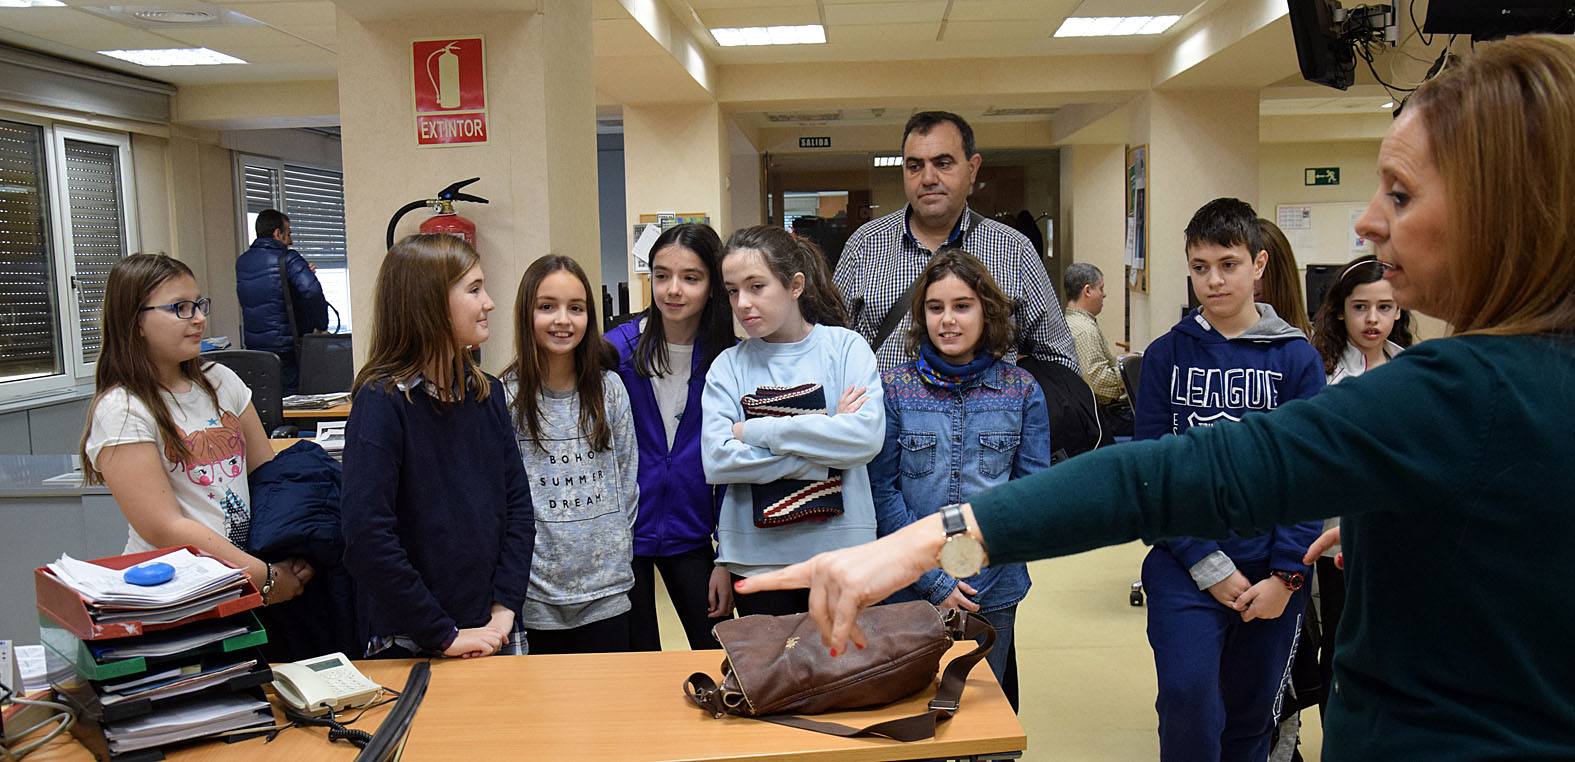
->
[85,363,255,554]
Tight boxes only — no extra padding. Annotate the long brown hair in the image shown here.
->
[80,254,221,485]
[352,234,491,403]
[507,255,613,453]
[905,247,1015,359]
[1406,35,1575,336]
[1256,218,1313,336]
[721,225,847,328]
[1311,254,1415,375]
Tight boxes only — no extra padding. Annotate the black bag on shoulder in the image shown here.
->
[1016,354,1100,463]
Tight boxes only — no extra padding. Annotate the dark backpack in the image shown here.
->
[1015,355,1101,463]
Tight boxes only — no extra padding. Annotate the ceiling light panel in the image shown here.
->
[97,47,247,66]
[0,0,66,7]
[1053,15,1181,37]
[872,156,902,167]
[710,25,826,46]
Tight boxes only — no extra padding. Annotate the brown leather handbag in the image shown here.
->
[683,600,996,742]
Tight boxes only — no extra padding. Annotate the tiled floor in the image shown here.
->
[657,540,1324,760]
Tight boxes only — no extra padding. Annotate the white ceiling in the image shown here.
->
[659,0,1225,64]
[0,0,1400,123]
[0,0,336,85]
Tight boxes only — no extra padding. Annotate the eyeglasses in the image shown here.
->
[140,297,212,320]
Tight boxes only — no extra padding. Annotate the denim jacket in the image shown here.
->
[869,358,1052,612]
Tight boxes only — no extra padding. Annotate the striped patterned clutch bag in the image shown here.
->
[741,383,844,528]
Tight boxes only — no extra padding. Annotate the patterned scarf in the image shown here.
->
[915,340,997,389]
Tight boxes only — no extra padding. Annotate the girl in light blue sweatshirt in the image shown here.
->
[702,225,884,618]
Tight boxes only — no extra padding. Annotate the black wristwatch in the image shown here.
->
[1270,569,1305,592]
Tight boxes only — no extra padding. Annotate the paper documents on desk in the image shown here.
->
[101,659,259,705]
[282,392,351,409]
[104,694,272,753]
[46,549,247,618]
[93,621,249,660]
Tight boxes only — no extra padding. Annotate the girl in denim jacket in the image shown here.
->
[868,249,1051,712]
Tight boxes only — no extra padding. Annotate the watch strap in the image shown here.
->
[939,504,967,536]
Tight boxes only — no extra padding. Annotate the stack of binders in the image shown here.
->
[34,547,276,761]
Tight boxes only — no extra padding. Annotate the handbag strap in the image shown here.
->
[869,211,983,354]
[277,249,301,346]
[684,610,997,743]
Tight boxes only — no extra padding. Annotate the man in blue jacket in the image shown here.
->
[237,209,328,394]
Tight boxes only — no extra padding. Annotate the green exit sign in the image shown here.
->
[1305,167,1340,186]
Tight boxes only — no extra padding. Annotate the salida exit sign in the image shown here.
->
[1305,167,1340,186]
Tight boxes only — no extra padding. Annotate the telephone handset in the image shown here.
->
[270,652,383,717]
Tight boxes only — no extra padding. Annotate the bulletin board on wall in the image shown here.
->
[1124,144,1149,294]
[629,212,711,310]
[1273,202,1372,266]
[631,212,711,273]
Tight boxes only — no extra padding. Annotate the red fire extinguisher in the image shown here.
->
[386,177,489,250]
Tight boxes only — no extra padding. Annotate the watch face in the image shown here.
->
[939,535,986,577]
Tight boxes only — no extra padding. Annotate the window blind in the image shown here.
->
[62,139,127,366]
[0,120,61,381]
[282,164,346,268]
[243,162,280,216]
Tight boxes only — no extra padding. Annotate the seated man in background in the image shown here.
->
[237,209,328,395]
[1062,263,1132,442]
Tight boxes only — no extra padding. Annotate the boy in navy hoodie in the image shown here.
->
[1133,197,1324,762]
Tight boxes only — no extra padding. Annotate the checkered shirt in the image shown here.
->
[834,205,1080,373]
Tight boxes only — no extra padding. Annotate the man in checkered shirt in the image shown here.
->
[833,111,1080,373]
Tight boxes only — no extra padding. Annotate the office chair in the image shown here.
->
[203,350,297,438]
[1117,352,1146,606]
[1118,353,1144,405]
[297,333,354,395]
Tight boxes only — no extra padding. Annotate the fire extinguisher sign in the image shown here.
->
[412,36,488,147]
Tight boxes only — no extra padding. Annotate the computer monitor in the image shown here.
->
[354,661,430,762]
[1424,0,1575,40]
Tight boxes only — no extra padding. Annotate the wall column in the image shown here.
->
[336,0,599,371]
[620,102,729,311]
[1127,90,1259,347]
[1060,144,1128,348]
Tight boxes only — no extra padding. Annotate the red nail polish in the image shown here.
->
[856,643,865,650]
[734,580,745,590]
[830,648,838,657]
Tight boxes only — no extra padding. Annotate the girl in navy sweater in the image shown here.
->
[340,234,535,659]
[607,224,736,651]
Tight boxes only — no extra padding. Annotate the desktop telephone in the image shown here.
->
[271,653,382,717]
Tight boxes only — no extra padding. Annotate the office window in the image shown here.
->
[0,120,62,383]
[0,117,134,399]
[61,139,129,365]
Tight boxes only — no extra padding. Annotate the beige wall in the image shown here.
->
[152,129,243,342]
[1060,144,1127,348]
[622,101,729,311]
[1127,89,1260,349]
[727,118,762,229]
[336,1,600,372]
[1259,139,1447,341]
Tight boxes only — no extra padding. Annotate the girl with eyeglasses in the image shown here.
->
[80,253,313,606]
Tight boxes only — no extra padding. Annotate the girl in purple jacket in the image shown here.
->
[607,224,737,650]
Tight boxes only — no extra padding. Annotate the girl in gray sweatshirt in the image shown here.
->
[504,256,639,654]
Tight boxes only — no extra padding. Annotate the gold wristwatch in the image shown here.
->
[937,504,986,578]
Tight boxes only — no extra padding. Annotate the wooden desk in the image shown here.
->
[281,402,350,421]
[30,645,1024,761]
[267,438,304,453]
